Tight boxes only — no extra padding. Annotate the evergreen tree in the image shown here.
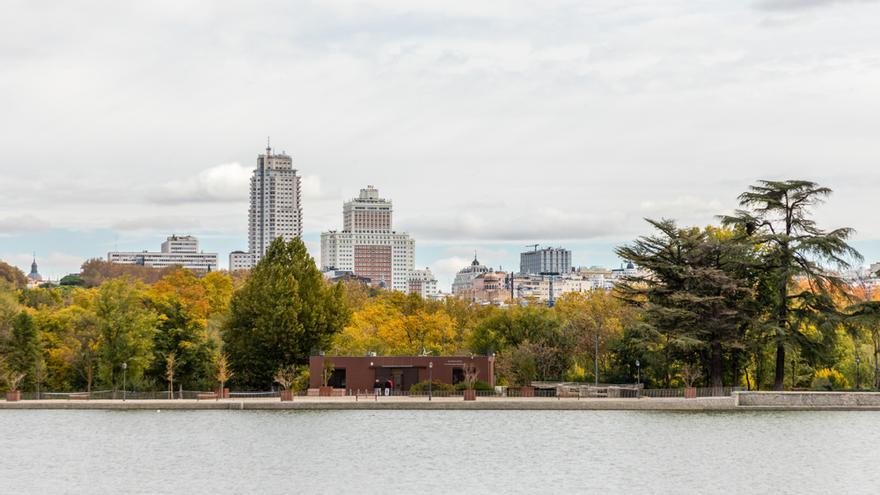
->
[222,237,349,388]
[722,180,861,390]
[616,220,755,389]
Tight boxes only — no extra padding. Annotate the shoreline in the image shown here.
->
[2,394,880,411]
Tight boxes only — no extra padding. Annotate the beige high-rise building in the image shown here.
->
[321,186,415,292]
[229,145,303,270]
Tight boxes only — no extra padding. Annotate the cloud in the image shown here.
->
[429,256,473,292]
[111,216,202,232]
[149,162,251,204]
[640,196,725,218]
[753,0,877,10]
[0,214,50,234]
[400,208,627,242]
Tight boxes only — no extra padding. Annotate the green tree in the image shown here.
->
[7,311,41,390]
[0,260,27,289]
[722,180,861,390]
[222,238,349,388]
[146,295,215,390]
[616,220,755,389]
[95,278,157,394]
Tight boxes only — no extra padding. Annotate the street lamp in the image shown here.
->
[636,359,642,395]
[856,356,861,390]
[428,362,433,401]
[121,362,128,401]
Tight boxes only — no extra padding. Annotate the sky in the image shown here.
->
[2,0,880,291]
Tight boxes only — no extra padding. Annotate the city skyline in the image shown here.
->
[3,1,880,289]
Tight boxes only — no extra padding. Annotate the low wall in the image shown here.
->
[735,391,880,409]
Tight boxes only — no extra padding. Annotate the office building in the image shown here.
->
[520,246,572,275]
[108,235,217,271]
[229,144,303,270]
[320,186,415,292]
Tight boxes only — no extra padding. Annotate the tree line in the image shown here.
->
[1,180,877,393]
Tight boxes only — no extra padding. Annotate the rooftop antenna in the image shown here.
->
[266,136,271,155]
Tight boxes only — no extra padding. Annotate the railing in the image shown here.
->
[1,386,743,401]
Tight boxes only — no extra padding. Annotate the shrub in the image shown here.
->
[454,379,493,391]
[811,368,849,391]
[409,380,454,393]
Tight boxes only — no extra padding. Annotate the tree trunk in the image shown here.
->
[731,349,741,389]
[710,341,723,393]
[873,329,879,390]
[774,343,785,391]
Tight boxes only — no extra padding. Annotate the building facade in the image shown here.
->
[408,268,439,299]
[451,255,492,295]
[520,246,572,275]
[320,186,415,292]
[228,145,303,270]
[309,355,495,393]
[108,235,218,271]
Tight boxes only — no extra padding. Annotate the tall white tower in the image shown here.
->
[230,144,303,270]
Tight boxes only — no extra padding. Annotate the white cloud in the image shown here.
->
[149,163,251,204]
[401,208,627,241]
[111,216,202,232]
[0,214,50,234]
[754,0,877,11]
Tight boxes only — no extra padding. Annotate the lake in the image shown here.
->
[0,409,877,494]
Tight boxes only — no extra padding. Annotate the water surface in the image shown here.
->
[0,409,877,494]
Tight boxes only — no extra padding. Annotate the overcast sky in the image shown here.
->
[2,0,879,290]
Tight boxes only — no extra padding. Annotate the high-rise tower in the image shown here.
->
[321,186,415,292]
[230,144,303,270]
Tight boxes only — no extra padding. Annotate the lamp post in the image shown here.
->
[856,356,861,390]
[428,362,433,401]
[636,359,641,393]
[594,331,600,387]
[121,362,128,401]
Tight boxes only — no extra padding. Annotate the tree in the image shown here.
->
[61,305,101,392]
[165,352,176,399]
[222,237,349,388]
[6,311,40,391]
[94,278,157,395]
[722,180,861,390]
[616,220,755,389]
[215,352,232,398]
[554,291,632,384]
[146,272,216,390]
[0,260,27,289]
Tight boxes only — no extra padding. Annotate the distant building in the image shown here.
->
[321,267,373,285]
[320,186,415,292]
[451,254,492,296]
[872,262,880,276]
[108,235,217,271]
[408,268,439,299]
[520,246,572,275]
[27,255,42,283]
[228,144,303,270]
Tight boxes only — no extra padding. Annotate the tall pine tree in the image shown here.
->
[722,180,860,390]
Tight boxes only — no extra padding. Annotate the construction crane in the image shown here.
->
[526,243,540,252]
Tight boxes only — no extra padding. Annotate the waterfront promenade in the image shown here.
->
[3,392,880,411]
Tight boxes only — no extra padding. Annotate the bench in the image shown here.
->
[196,392,218,401]
[68,393,90,401]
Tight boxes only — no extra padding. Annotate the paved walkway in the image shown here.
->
[0,396,736,411]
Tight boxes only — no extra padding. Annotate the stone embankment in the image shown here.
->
[2,392,879,411]
[0,396,733,411]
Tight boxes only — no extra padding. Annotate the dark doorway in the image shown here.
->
[328,368,346,388]
[452,368,464,385]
